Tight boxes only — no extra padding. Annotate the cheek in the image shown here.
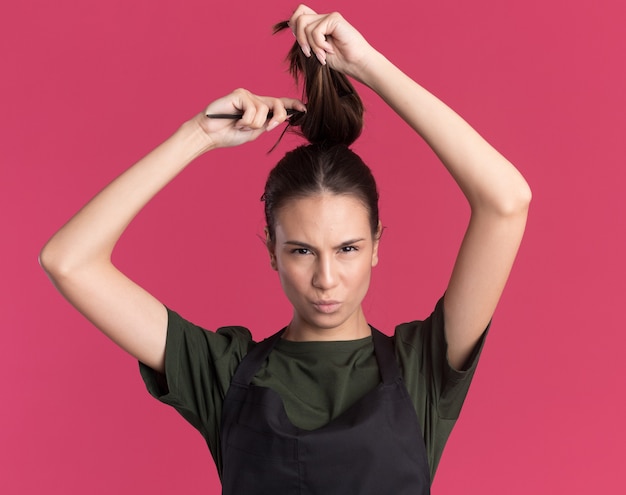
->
[277,260,310,291]
[344,259,373,287]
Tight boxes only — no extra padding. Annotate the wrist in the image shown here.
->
[353,49,394,92]
[175,118,217,159]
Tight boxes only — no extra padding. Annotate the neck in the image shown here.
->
[282,308,371,342]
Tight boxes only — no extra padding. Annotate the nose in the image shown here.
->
[312,255,338,290]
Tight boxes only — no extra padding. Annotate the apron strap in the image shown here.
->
[230,329,285,387]
[371,328,402,385]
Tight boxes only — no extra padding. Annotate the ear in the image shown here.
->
[265,227,278,271]
[371,220,382,267]
[269,252,278,271]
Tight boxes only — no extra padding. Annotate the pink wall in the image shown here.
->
[2,0,625,493]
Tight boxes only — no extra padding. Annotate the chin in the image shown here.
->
[302,309,357,332]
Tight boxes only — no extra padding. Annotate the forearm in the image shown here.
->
[357,53,531,366]
[288,5,531,368]
[39,91,300,369]
[357,51,531,214]
[40,120,211,276]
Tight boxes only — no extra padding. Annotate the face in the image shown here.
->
[268,193,380,341]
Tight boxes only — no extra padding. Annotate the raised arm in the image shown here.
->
[40,90,305,372]
[289,5,531,369]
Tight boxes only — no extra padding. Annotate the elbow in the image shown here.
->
[39,237,79,281]
[40,236,110,282]
[40,229,112,283]
[518,175,532,208]
[486,173,532,218]
[507,160,532,212]
[39,239,64,279]
[505,180,532,216]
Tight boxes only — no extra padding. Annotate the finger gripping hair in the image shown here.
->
[273,21,364,146]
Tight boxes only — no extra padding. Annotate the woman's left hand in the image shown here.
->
[288,4,377,82]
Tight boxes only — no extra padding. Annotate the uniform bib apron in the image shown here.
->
[220,328,431,495]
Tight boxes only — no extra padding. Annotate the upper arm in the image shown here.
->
[443,202,530,369]
[42,259,168,372]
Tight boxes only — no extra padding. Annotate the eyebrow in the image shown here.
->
[283,238,366,250]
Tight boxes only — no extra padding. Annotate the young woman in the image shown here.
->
[40,5,531,494]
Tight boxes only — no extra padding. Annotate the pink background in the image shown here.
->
[2,0,625,493]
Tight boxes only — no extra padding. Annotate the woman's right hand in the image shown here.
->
[193,88,306,151]
[39,88,304,373]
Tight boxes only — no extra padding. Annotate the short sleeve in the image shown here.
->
[394,296,489,479]
[138,308,253,466]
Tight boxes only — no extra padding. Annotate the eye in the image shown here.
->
[340,245,359,253]
[290,248,312,255]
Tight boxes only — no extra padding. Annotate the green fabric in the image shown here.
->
[139,296,487,482]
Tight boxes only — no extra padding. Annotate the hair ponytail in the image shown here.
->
[273,21,364,146]
[262,21,379,243]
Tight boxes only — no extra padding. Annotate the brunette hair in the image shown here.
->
[263,21,379,241]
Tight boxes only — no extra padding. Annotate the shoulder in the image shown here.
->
[140,308,256,401]
[165,307,255,362]
[393,296,446,358]
[393,296,488,372]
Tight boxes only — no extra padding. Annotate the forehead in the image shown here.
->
[274,194,371,242]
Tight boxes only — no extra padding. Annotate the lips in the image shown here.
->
[312,300,341,314]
